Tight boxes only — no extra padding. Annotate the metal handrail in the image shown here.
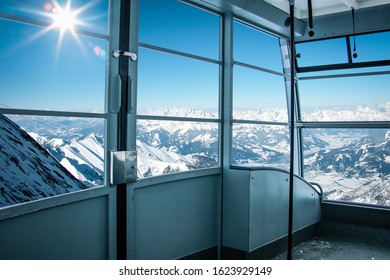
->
[309,182,324,204]
[230,165,323,199]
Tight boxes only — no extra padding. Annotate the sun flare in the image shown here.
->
[50,2,80,32]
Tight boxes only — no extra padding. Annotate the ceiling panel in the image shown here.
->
[263,0,390,18]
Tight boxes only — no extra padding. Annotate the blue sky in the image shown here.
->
[0,0,389,114]
[0,0,108,112]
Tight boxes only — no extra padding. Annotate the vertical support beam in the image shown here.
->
[117,0,138,260]
[106,0,121,260]
[220,12,234,259]
[116,0,131,260]
[222,13,233,171]
[287,0,296,261]
[126,0,140,260]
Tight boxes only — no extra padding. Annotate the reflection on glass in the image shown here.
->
[233,66,288,122]
[0,19,106,113]
[137,48,219,118]
[232,124,290,169]
[136,120,219,178]
[234,21,283,72]
[302,128,390,206]
[139,0,220,59]
[0,114,104,208]
[299,74,390,121]
[295,38,348,67]
[0,0,109,35]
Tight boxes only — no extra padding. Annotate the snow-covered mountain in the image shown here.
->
[302,103,390,121]
[304,130,390,206]
[3,104,389,207]
[30,132,104,184]
[0,114,88,208]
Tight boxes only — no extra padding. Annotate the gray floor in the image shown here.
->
[273,237,390,260]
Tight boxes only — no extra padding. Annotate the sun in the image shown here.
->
[50,1,80,33]
[52,6,77,32]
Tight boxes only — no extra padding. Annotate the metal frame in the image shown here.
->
[0,0,118,259]
[296,30,390,73]
[135,2,224,179]
[230,17,291,169]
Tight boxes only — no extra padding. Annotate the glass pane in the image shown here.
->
[299,74,390,121]
[295,38,348,67]
[350,31,390,63]
[137,120,219,178]
[0,0,109,35]
[139,0,220,60]
[302,128,390,207]
[1,114,104,208]
[0,19,106,113]
[234,21,283,72]
[137,48,219,118]
[232,123,290,169]
[233,66,288,122]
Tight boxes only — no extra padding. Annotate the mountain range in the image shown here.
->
[1,103,389,207]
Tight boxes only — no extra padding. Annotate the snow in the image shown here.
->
[2,103,390,207]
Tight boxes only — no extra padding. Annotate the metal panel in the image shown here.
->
[248,169,321,251]
[249,170,290,249]
[296,4,390,42]
[110,150,137,185]
[222,170,251,251]
[0,196,109,260]
[194,0,305,37]
[133,175,220,260]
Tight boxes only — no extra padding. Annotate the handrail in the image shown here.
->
[230,165,323,198]
[309,182,323,204]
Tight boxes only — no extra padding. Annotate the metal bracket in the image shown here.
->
[110,150,137,185]
[112,50,138,61]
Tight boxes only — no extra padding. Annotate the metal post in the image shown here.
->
[287,0,296,261]
[116,0,131,260]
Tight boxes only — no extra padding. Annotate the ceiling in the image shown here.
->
[263,0,390,18]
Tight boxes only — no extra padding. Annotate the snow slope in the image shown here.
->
[0,115,88,208]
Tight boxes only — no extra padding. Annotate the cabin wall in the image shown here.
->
[222,169,321,259]
[0,189,115,260]
[132,174,221,260]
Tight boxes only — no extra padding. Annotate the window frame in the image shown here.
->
[296,33,390,208]
[0,1,112,211]
[135,0,223,180]
[296,30,390,73]
[230,18,291,169]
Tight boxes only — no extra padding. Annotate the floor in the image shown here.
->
[273,236,390,260]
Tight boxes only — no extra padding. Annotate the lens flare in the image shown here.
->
[93,46,106,59]
[93,46,101,56]
[43,2,53,12]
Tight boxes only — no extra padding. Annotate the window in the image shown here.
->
[302,128,390,206]
[298,32,390,207]
[350,31,390,63]
[137,48,219,118]
[231,20,289,168]
[299,72,390,122]
[137,0,221,178]
[296,31,390,71]
[0,0,109,209]
[295,38,348,68]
